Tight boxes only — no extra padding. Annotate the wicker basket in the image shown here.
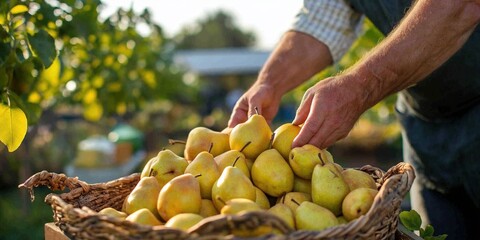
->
[19,162,415,240]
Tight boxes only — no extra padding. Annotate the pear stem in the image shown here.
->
[280,193,286,204]
[168,139,186,145]
[208,142,213,154]
[291,198,300,206]
[254,106,259,115]
[318,153,325,165]
[233,156,240,167]
[216,196,226,205]
[194,174,202,178]
[240,141,251,153]
[268,132,276,149]
[149,168,154,177]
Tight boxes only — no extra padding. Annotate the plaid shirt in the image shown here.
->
[292,0,363,62]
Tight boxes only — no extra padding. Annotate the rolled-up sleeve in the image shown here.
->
[292,0,363,63]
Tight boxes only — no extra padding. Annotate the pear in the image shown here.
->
[185,150,221,199]
[295,201,338,231]
[121,195,128,212]
[277,192,311,212]
[342,168,377,191]
[244,158,254,171]
[126,208,162,226]
[124,176,161,219]
[165,213,204,231]
[342,188,378,221]
[98,207,127,220]
[251,149,294,197]
[268,203,295,229]
[288,144,324,179]
[140,156,155,178]
[293,175,311,194]
[254,186,270,209]
[214,150,250,178]
[229,110,272,159]
[220,198,262,215]
[334,164,344,174]
[199,199,219,218]
[272,123,301,159]
[157,173,202,221]
[211,166,256,211]
[147,149,189,188]
[311,163,350,216]
[337,216,348,225]
[184,127,230,161]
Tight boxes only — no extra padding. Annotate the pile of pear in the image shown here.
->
[97,111,380,234]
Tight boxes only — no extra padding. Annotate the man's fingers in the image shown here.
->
[228,102,249,128]
[292,97,324,148]
[292,93,313,126]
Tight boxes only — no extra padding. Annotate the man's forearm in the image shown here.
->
[255,31,333,94]
[350,0,480,107]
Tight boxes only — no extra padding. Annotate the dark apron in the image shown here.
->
[347,0,480,206]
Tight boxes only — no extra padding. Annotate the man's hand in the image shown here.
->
[292,0,480,150]
[228,83,282,127]
[291,75,369,149]
[227,31,334,128]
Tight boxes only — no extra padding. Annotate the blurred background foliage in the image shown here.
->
[1,1,401,239]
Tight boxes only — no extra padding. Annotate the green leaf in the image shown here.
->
[28,29,57,68]
[399,210,422,231]
[420,225,435,238]
[0,102,28,152]
[425,234,448,240]
[10,5,28,15]
[0,41,11,65]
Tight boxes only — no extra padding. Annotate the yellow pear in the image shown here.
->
[185,150,221,199]
[121,195,128,212]
[268,203,295,229]
[277,192,311,212]
[342,188,378,221]
[140,156,155,178]
[293,175,311,194]
[124,176,161,219]
[342,168,377,191]
[251,149,294,197]
[288,144,323,179]
[184,127,230,161]
[254,186,270,209]
[245,158,254,171]
[199,199,218,218]
[337,216,348,225]
[147,149,189,188]
[334,163,344,172]
[295,201,338,231]
[220,198,262,215]
[165,213,204,231]
[214,150,250,178]
[157,173,202,221]
[126,208,162,226]
[211,166,256,211]
[98,207,127,220]
[311,163,350,216]
[272,123,301,159]
[229,111,272,159]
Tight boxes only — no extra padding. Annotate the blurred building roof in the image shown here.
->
[173,48,271,76]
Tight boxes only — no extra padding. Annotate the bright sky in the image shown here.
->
[100,0,303,50]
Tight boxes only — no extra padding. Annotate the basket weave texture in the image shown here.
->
[19,162,415,240]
